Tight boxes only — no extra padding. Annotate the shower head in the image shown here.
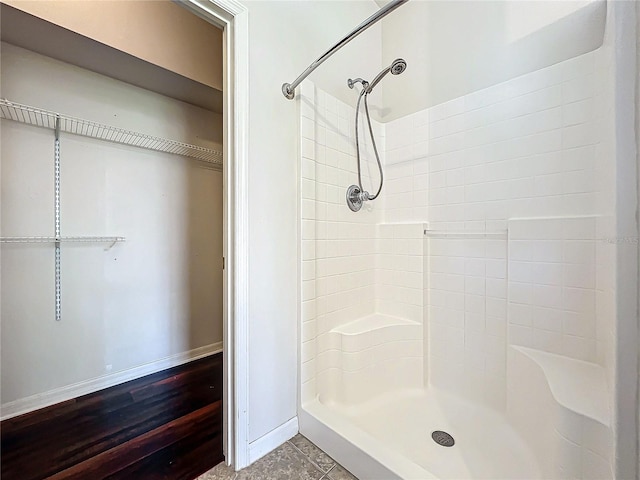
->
[390,58,407,75]
[366,58,406,93]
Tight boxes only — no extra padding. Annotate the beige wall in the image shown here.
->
[1,0,222,91]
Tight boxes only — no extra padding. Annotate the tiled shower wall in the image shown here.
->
[383,50,606,227]
[300,83,383,403]
[508,217,598,361]
[300,47,615,411]
[380,48,614,409]
[425,232,508,409]
[300,82,426,404]
[374,223,424,324]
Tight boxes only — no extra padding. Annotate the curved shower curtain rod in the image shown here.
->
[281,0,409,100]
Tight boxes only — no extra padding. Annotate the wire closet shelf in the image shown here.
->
[0,98,223,167]
[0,236,126,244]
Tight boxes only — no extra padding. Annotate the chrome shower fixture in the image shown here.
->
[282,0,408,99]
[366,58,407,93]
[346,59,406,95]
[347,78,368,90]
[346,59,407,212]
[346,185,370,212]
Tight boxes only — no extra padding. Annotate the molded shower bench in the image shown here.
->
[507,346,612,479]
[320,314,423,405]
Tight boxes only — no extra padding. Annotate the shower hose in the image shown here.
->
[354,85,384,201]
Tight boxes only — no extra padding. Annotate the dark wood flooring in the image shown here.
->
[1,353,223,480]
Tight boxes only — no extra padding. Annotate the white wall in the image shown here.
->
[297,34,612,397]
[296,33,618,480]
[295,5,621,475]
[0,44,223,410]
[297,82,425,406]
[381,46,613,412]
[285,0,637,474]
[381,0,606,121]
[604,2,640,478]
[242,0,382,444]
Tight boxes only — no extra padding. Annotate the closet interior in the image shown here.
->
[0,1,225,419]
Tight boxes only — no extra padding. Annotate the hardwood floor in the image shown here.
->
[1,354,223,480]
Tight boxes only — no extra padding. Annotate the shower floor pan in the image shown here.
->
[301,387,540,480]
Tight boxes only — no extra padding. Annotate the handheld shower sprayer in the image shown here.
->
[366,58,407,93]
[346,59,407,212]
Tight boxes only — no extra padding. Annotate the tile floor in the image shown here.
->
[197,434,359,480]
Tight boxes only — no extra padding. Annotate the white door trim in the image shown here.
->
[177,0,250,469]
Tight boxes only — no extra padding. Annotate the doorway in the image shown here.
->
[0,0,250,473]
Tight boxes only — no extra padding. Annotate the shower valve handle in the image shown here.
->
[346,185,371,212]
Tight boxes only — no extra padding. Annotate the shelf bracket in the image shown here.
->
[54,115,61,321]
[107,238,118,251]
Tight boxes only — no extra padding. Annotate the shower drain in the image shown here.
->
[431,430,455,447]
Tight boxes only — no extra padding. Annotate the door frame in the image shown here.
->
[177,0,250,469]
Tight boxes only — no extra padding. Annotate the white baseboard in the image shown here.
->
[1,341,223,421]
[248,417,299,463]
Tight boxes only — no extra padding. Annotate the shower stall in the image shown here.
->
[294,1,637,479]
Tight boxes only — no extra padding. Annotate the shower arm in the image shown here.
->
[281,0,409,100]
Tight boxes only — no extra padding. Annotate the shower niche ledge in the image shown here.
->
[330,313,420,336]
